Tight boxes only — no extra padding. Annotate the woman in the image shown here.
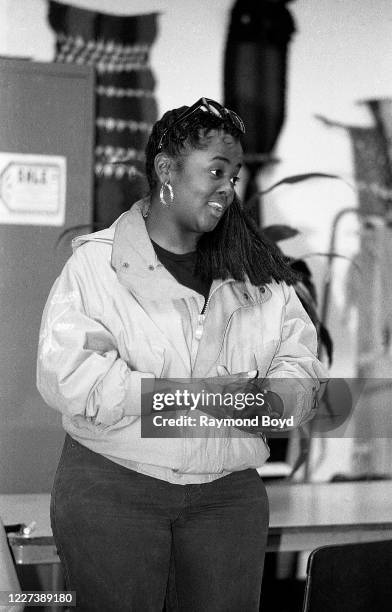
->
[37,98,326,611]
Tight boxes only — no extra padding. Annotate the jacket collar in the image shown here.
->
[73,197,272,305]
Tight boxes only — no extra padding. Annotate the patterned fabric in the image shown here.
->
[348,126,391,217]
[224,0,295,158]
[223,0,295,224]
[48,1,158,226]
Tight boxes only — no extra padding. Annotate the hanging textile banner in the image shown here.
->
[348,125,390,217]
[224,0,296,159]
[47,1,158,227]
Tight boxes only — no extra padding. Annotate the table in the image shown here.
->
[2,481,392,564]
[1,493,57,565]
[266,481,392,552]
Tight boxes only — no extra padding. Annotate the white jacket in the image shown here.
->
[37,200,327,484]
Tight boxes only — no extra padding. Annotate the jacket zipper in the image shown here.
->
[195,280,232,340]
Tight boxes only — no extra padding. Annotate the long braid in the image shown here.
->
[196,195,299,285]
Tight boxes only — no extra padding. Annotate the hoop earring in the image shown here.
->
[160,180,174,207]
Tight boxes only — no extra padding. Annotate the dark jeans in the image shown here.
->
[51,435,269,612]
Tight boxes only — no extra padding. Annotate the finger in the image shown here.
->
[226,369,258,379]
[217,369,258,380]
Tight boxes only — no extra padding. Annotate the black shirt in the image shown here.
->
[151,240,211,304]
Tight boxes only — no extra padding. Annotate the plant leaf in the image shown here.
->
[260,173,343,196]
[262,224,300,242]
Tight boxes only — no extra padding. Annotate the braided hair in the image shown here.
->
[145,107,298,286]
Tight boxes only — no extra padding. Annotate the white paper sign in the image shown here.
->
[0,153,66,226]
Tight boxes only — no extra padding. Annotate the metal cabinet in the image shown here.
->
[0,59,94,492]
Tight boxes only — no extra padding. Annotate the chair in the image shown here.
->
[0,517,24,611]
[302,540,392,612]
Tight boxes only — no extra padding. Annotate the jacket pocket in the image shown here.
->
[221,435,270,472]
[218,305,279,375]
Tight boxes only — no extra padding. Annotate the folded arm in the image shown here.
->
[36,255,154,426]
[264,283,328,428]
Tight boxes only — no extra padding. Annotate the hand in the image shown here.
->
[201,366,261,420]
[214,365,259,397]
[215,366,284,432]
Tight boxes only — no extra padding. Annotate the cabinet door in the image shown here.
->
[0,59,94,492]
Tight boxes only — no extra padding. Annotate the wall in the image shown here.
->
[1,0,392,481]
[265,0,392,376]
[0,0,232,109]
[262,0,392,479]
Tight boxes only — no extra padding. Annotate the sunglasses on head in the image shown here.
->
[157,97,246,151]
